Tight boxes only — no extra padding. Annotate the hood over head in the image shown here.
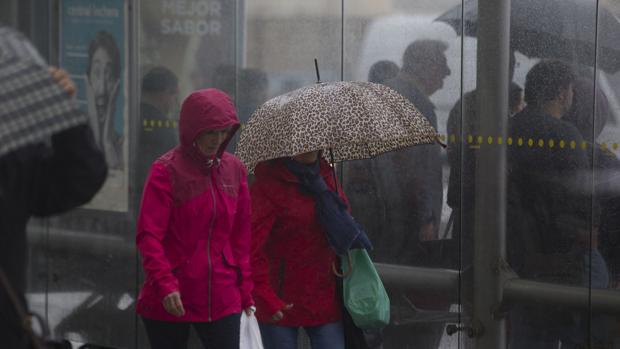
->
[179,88,240,159]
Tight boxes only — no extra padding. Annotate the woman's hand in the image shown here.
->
[271,303,293,322]
[244,305,257,316]
[163,291,185,317]
[48,67,76,98]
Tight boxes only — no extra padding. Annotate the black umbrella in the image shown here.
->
[436,0,620,73]
[0,25,87,157]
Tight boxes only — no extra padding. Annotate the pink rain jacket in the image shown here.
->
[136,88,253,322]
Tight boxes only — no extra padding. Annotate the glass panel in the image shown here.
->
[590,1,620,347]
[14,0,620,347]
[343,1,464,348]
[504,0,602,347]
[20,1,136,347]
[243,2,342,348]
[137,1,239,348]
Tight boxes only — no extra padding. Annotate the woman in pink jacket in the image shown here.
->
[136,88,253,349]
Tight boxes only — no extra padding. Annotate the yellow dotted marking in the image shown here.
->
[150,120,155,127]
[172,121,178,128]
[613,143,619,150]
[143,120,148,127]
[487,136,493,145]
[560,140,566,148]
[570,140,576,149]
[601,143,607,150]
[580,141,587,150]
[477,136,483,144]
[538,139,544,147]
[507,137,513,145]
[497,137,503,145]
[518,138,523,146]
[528,138,534,147]
[549,139,555,148]
[467,135,473,144]
[450,134,456,143]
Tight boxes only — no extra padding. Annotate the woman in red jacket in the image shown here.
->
[136,88,254,349]
[251,150,371,349]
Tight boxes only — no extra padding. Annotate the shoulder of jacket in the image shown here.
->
[220,152,242,166]
[220,152,248,176]
[149,160,173,180]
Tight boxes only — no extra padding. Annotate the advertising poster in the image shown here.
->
[60,0,128,212]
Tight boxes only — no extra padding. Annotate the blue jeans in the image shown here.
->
[259,322,345,349]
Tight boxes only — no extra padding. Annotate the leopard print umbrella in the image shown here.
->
[236,81,438,172]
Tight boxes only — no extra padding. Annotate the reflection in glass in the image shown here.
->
[343,2,463,348]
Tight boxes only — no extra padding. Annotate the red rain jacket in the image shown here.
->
[136,89,253,322]
[251,158,343,326]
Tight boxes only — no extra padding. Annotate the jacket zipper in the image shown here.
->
[207,175,217,322]
[277,259,285,298]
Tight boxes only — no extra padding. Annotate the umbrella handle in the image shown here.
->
[436,134,447,148]
[332,252,353,278]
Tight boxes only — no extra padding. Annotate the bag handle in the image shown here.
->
[0,266,44,349]
[331,252,353,278]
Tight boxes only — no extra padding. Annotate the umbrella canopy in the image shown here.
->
[436,0,620,73]
[0,26,87,157]
[235,81,438,172]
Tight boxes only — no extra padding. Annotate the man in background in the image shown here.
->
[507,60,606,348]
[136,66,179,204]
[346,39,451,349]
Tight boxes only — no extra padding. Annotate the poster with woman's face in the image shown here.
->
[60,0,128,212]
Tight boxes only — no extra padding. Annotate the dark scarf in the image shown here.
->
[284,158,372,256]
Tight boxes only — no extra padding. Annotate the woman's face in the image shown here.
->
[89,48,115,115]
[292,151,320,164]
[195,127,231,156]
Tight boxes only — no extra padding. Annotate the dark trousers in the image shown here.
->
[142,313,241,349]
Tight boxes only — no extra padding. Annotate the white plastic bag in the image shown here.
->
[240,311,264,349]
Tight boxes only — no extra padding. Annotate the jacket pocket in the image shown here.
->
[171,259,189,276]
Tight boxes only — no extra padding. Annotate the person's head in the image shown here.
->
[509,81,525,116]
[368,60,399,84]
[563,77,610,142]
[211,64,237,100]
[141,66,179,116]
[87,31,121,116]
[401,40,451,95]
[179,88,239,158]
[238,68,269,122]
[508,49,517,82]
[292,151,320,164]
[195,126,233,156]
[524,60,575,115]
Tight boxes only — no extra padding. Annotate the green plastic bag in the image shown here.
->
[341,248,390,329]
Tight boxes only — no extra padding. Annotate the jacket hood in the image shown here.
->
[179,88,240,159]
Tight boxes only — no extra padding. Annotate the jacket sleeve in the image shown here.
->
[230,166,254,308]
[250,181,286,317]
[136,162,178,299]
[31,124,108,216]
